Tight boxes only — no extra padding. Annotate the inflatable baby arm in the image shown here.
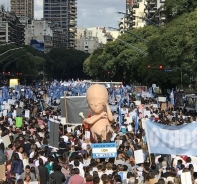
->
[84,112,107,125]
[105,102,114,122]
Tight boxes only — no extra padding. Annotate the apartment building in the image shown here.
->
[43,0,77,48]
[75,27,117,54]
[10,0,34,20]
[0,10,25,45]
[132,0,146,28]
[25,20,53,53]
[144,0,166,25]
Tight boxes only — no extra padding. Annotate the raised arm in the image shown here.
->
[105,102,114,122]
[84,112,107,125]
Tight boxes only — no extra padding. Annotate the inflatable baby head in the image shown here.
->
[86,84,108,115]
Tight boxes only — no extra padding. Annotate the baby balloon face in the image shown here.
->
[88,99,105,114]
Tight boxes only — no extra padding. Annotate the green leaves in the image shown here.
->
[83,7,197,89]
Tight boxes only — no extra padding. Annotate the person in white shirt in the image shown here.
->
[105,163,113,175]
[70,160,84,169]
[61,133,69,143]
[97,165,104,178]
[16,146,23,160]
[73,160,84,177]
[34,151,47,167]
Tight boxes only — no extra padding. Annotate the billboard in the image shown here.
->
[9,79,19,88]
[30,39,44,52]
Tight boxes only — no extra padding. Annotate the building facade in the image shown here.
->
[43,0,77,48]
[75,27,118,54]
[144,0,166,26]
[132,0,146,28]
[0,10,25,45]
[10,0,34,21]
[25,20,53,53]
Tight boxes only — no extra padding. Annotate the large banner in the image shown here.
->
[65,96,89,124]
[145,120,197,156]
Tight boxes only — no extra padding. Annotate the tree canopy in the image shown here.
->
[83,6,197,90]
[0,44,90,84]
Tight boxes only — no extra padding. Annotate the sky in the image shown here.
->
[1,0,125,29]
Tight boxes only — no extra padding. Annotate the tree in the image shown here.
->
[48,48,90,80]
[165,0,197,22]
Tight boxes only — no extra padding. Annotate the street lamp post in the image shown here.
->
[181,68,183,89]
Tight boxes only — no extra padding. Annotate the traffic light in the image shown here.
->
[107,71,110,75]
[148,65,151,69]
[159,65,163,69]
[8,72,10,75]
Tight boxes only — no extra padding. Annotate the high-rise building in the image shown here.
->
[144,0,166,26]
[0,9,25,45]
[132,0,146,28]
[75,27,117,54]
[43,0,77,48]
[126,0,136,11]
[10,0,34,21]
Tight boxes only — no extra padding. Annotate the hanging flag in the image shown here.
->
[148,87,154,98]
[170,89,174,106]
[39,100,44,112]
[134,109,139,134]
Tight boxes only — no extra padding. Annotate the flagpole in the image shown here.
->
[64,97,68,135]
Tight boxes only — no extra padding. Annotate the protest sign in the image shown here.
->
[181,172,192,184]
[12,110,16,118]
[61,117,66,125]
[145,120,197,156]
[25,110,30,118]
[134,149,145,164]
[67,127,72,132]
[134,101,141,106]
[16,117,23,128]
[92,143,117,158]
[4,103,10,110]
[85,131,90,139]
[143,110,151,117]
[19,101,24,108]
[127,125,132,131]
[2,135,11,148]
[3,109,7,117]
[158,97,166,102]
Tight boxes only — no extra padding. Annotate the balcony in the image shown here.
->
[153,6,157,10]
[149,0,156,5]
[160,7,166,12]
[160,16,166,21]
[149,9,156,13]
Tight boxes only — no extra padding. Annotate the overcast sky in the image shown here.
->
[1,0,125,28]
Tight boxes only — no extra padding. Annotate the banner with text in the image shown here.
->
[92,143,117,158]
[145,120,197,156]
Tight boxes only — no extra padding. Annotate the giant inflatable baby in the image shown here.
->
[83,84,114,142]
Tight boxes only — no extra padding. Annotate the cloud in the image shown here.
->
[0,0,125,28]
[34,0,43,19]
[77,0,125,28]
[35,0,43,8]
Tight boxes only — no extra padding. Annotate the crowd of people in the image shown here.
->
[0,81,196,184]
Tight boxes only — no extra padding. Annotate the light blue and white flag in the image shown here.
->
[170,89,174,106]
[145,120,197,156]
